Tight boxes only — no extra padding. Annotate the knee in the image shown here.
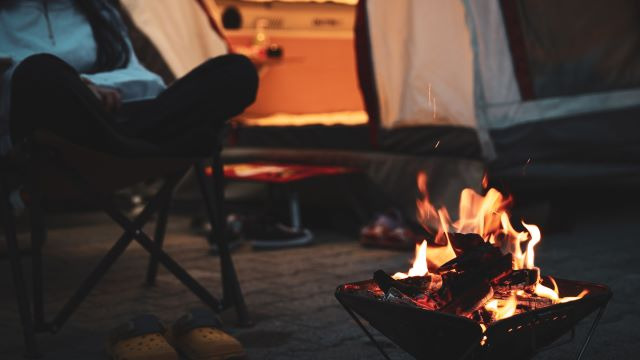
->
[12,54,74,91]
[205,54,258,106]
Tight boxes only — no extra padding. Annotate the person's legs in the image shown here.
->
[9,54,137,153]
[123,54,258,144]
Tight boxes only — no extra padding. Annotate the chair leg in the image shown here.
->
[194,162,217,248]
[209,151,251,326]
[1,181,40,358]
[26,189,46,330]
[145,186,172,286]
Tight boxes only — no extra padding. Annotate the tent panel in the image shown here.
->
[366,0,476,129]
[490,104,640,171]
[122,0,228,78]
[514,0,640,99]
[466,0,521,107]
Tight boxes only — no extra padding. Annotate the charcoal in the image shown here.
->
[516,294,554,310]
[494,268,540,292]
[440,281,494,317]
[436,242,504,275]
[444,254,513,299]
[373,270,442,297]
[398,274,443,293]
[383,287,438,310]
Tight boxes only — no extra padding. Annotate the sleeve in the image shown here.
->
[80,48,166,102]
[80,2,166,102]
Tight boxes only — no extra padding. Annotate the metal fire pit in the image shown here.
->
[335,277,611,360]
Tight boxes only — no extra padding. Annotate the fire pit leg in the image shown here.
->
[338,300,392,360]
[576,303,607,360]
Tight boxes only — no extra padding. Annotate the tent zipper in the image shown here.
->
[42,0,56,46]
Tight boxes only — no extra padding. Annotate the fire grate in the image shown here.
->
[336,277,611,360]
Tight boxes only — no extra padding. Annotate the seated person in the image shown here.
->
[0,0,258,156]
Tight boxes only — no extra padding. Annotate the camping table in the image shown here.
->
[213,163,360,231]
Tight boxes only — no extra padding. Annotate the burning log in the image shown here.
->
[373,270,442,297]
[440,281,494,317]
[436,241,505,275]
[515,294,554,310]
[383,287,438,310]
[448,232,485,256]
[493,268,540,293]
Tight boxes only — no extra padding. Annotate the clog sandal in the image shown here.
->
[169,308,246,360]
[107,314,178,360]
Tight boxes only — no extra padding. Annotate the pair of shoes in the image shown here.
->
[360,209,423,250]
[107,309,245,360]
[242,216,313,249]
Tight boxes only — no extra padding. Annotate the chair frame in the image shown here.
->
[1,138,249,358]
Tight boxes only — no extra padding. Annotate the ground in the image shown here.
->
[1,204,639,359]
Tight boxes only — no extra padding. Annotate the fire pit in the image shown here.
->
[336,173,612,359]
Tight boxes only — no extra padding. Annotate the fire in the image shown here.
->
[484,294,517,320]
[398,172,588,322]
[392,240,428,279]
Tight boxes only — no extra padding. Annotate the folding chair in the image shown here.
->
[0,128,249,358]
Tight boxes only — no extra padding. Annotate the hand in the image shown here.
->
[81,77,122,112]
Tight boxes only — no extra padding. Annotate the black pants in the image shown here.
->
[10,53,258,156]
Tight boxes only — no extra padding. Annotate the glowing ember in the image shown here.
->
[396,172,588,324]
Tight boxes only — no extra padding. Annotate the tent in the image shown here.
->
[358,0,640,187]
[120,0,640,216]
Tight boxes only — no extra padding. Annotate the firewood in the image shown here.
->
[494,268,540,292]
[373,270,442,297]
[382,287,438,310]
[515,294,554,310]
[436,242,504,275]
[440,281,494,317]
[448,232,486,256]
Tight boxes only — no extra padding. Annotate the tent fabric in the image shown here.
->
[464,0,640,131]
[511,0,640,99]
[357,0,640,168]
[365,0,476,131]
[121,0,228,78]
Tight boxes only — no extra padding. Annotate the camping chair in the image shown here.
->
[0,126,249,358]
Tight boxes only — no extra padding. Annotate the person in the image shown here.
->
[0,0,258,157]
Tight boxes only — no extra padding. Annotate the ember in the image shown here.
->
[378,172,588,327]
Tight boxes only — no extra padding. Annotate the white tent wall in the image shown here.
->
[466,0,640,131]
[121,0,228,78]
[366,0,475,130]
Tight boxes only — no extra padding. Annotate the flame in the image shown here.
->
[415,171,538,270]
[484,294,517,321]
[534,276,589,303]
[393,240,428,279]
[393,172,590,321]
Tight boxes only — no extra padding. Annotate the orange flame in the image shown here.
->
[400,172,589,320]
[392,240,428,279]
[484,294,517,321]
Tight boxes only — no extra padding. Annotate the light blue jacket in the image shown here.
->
[0,0,166,153]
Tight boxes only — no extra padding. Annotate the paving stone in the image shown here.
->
[1,211,639,359]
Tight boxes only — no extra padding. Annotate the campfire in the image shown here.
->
[336,172,612,359]
[379,172,587,328]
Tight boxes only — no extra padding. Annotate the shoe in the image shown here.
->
[360,209,422,250]
[244,217,313,249]
[168,309,246,360]
[107,314,178,360]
